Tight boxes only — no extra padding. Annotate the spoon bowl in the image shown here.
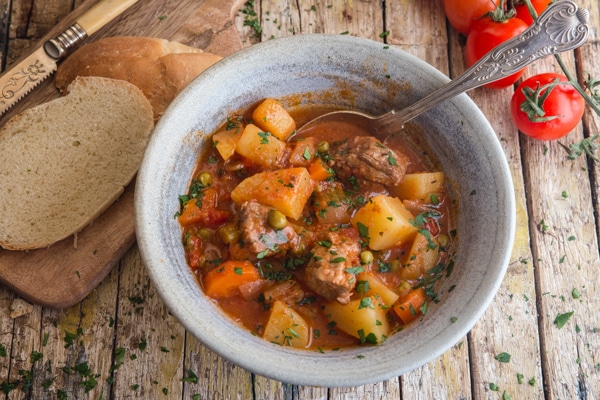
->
[298,0,589,140]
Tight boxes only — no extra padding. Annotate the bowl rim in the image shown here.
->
[135,33,516,387]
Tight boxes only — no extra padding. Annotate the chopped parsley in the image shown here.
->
[554,311,574,329]
[258,131,271,144]
[495,352,511,363]
[387,151,398,166]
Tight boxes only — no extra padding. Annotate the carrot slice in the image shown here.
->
[178,188,231,228]
[202,260,261,298]
[392,287,428,324]
[308,159,332,181]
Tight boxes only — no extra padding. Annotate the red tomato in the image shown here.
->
[514,0,551,25]
[184,234,205,270]
[465,16,529,89]
[510,73,585,141]
[442,0,498,35]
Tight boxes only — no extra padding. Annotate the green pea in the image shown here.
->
[267,209,287,230]
[316,141,330,154]
[196,171,212,187]
[390,258,402,272]
[397,281,412,293]
[218,223,240,244]
[437,233,449,249]
[360,250,373,265]
[197,228,212,240]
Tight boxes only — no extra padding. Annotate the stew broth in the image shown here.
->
[178,99,456,351]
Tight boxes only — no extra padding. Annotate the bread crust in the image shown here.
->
[55,36,222,120]
[0,76,154,250]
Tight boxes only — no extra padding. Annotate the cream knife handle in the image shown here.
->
[76,0,139,36]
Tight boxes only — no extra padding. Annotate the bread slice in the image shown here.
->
[0,76,154,250]
[55,36,222,120]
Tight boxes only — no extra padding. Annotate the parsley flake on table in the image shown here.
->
[554,311,574,329]
[182,369,199,384]
[495,352,511,363]
[517,373,525,384]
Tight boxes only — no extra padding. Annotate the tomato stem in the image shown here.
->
[516,0,539,21]
[553,53,600,117]
[484,0,516,22]
[518,0,600,117]
[519,79,567,122]
[558,135,600,162]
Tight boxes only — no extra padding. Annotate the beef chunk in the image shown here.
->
[230,201,299,260]
[304,228,361,304]
[330,136,407,186]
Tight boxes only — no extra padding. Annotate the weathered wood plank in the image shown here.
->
[111,245,186,399]
[8,0,33,39]
[521,87,600,399]
[26,265,119,399]
[0,0,12,68]
[0,289,16,392]
[5,303,39,399]
[182,334,255,399]
[27,0,72,37]
[386,0,449,72]
[6,0,72,65]
[518,0,600,395]
[76,263,121,398]
[456,50,546,400]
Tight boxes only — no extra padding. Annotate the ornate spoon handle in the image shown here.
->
[379,0,589,129]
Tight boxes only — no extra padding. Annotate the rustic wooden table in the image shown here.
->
[1,0,599,399]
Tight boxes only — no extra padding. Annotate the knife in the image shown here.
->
[0,0,139,116]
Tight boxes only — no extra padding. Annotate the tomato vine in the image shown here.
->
[444,0,600,151]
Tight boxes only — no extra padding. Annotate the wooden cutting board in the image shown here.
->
[0,0,246,309]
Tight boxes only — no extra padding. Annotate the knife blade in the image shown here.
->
[0,0,139,117]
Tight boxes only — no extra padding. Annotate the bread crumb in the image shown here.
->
[10,298,33,318]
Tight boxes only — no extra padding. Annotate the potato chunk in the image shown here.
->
[400,233,440,280]
[213,129,241,161]
[313,182,351,224]
[230,167,314,220]
[356,272,399,307]
[351,195,418,250]
[324,297,390,344]
[263,300,310,348]
[288,137,318,167]
[252,98,296,141]
[393,172,445,202]
[235,123,286,168]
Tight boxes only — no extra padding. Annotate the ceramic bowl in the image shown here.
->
[135,34,515,387]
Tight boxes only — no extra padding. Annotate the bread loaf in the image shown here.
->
[0,76,154,250]
[55,36,222,120]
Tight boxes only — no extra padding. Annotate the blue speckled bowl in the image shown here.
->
[135,34,515,387]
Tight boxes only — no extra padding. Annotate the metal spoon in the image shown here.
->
[297,1,589,140]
